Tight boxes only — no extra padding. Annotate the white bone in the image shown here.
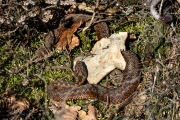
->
[74,32,127,84]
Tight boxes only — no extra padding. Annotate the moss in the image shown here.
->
[120,22,143,35]
[0,1,179,119]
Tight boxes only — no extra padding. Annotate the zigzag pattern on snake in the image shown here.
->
[47,14,141,104]
[47,51,141,104]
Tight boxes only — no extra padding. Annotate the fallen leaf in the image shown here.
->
[79,110,87,119]
[52,104,81,120]
[49,103,98,120]
[0,91,30,116]
[69,34,80,50]
[55,14,91,50]
[82,104,97,120]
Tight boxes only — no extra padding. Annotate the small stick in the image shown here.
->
[82,0,99,33]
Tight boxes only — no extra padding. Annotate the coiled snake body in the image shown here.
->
[47,51,141,104]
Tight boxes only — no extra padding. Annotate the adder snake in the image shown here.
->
[47,51,141,104]
[47,15,141,104]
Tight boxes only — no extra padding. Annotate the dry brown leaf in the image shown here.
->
[53,104,81,120]
[11,98,29,111]
[78,110,87,119]
[69,34,80,50]
[127,33,137,40]
[0,91,30,114]
[54,14,110,50]
[49,103,98,120]
[55,22,81,50]
[81,104,97,120]
[78,2,94,13]
[55,14,91,50]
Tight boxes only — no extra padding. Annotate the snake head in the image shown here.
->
[159,14,173,23]
[74,61,88,79]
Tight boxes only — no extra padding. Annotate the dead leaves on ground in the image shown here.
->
[51,14,109,50]
[54,14,92,50]
[0,91,30,117]
[49,103,98,120]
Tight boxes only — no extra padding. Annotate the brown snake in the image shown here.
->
[47,51,141,104]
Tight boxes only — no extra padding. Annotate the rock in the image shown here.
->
[74,32,128,84]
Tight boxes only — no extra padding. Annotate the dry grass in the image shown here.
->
[0,0,180,119]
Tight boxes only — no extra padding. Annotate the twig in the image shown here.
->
[34,73,51,119]
[159,0,164,17]
[93,18,114,24]
[25,107,37,120]
[82,0,99,33]
[45,66,70,70]
[12,51,53,74]
[0,26,19,36]
[155,59,166,68]
[147,65,159,108]
[148,88,169,120]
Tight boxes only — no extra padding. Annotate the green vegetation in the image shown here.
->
[0,0,179,119]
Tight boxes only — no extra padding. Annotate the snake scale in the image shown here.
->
[47,14,141,104]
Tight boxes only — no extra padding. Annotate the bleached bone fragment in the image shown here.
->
[74,32,128,84]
